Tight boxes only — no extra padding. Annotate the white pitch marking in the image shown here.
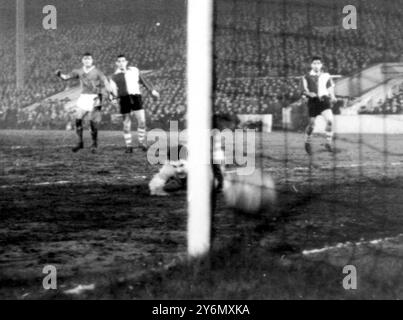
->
[134,176,147,180]
[348,164,361,168]
[294,167,310,171]
[34,181,71,186]
[0,181,73,189]
[5,143,126,150]
[302,234,403,256]
[0,176,147,189]
[64,284,95,295]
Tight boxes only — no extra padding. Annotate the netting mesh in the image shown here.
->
[2,0,403,299]
[213,0,403,297]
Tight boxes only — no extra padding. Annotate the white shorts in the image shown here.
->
[76,94,98,113]
[321,109,334,123]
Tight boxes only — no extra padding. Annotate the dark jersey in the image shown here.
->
[67,67,107,95]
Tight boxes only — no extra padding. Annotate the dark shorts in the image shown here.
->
[307,96,331,118]
[163,176,187,193]
[119,95,143,114]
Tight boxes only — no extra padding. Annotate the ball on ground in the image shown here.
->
[223,169,276,214]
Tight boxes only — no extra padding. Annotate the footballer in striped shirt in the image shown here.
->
[109,54,160,153]
[301,56,337,155]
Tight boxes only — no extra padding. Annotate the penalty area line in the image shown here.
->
[0,180,72,189]
[302,234,403,256]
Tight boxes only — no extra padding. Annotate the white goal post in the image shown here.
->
[187,0,213,258]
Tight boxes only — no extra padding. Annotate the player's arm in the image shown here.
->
[139,72,160,99]
[327,76,337,102]
[100,71,113,96]
[95,70,114,104]
[108,77,119,100]
[55,69,78,81]
[301,76,317,98]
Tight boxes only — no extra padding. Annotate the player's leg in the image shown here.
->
[304,117,316,155]
[133,109,147,151]
[321,109,334,152]
[122,113,133,153]
[119,96,134,153]
[72,109,87,153]
[73,94,97,153]
[212,164,224,191]
[305,98,320,155]
[130,95,147,151]
[89,107,102,153]
[212,131,225,191]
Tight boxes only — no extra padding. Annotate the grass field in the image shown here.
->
[1,129,403,299]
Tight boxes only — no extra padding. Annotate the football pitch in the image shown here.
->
[1,129,403,299]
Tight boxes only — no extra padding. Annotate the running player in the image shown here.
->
[55,53,110,153]
[109,54,160,153]
[302,56,337,155]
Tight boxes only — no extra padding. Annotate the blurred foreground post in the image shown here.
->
[187,0,213,258]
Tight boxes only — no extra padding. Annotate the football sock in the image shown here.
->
[212,164,224,190]
[124,133,133,147]
[305,125,313,143]
[326,131,333,144]
[90,121,98,147]
[212,135,225,164]
[75,119,83,145]
[138,127,146,145]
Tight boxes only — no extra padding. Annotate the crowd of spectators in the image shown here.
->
[359,85,403,115]
[213,0,403,120]
[0,0,186,129]
[1,0,403,130]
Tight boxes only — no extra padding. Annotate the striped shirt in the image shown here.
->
[110,67,154,97]
[302,71,334,98]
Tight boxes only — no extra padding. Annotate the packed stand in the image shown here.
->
[2,0,403,130]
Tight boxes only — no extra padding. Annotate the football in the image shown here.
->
[223,169,276,214]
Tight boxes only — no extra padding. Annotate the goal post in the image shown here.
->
[186,0,213,258]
